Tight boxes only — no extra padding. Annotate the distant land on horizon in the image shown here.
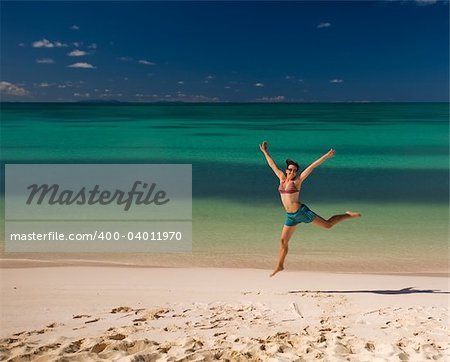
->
[0,100,448,105]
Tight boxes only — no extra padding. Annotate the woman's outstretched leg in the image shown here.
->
[312,211,361,229]
[270,225,297,277]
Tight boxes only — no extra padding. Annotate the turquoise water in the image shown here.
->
[1,103,448,272]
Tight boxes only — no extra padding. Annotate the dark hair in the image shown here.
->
[285,159,300,171]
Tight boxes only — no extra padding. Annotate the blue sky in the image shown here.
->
[1,1,448,102]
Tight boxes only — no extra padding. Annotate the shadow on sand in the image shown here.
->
[287,287,450,295]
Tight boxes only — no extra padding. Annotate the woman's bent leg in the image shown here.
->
[270,225,297,277]
[312,211,361,229]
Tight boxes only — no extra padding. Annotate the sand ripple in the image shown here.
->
[1,298,448,361]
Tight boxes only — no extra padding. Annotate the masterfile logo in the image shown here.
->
[6,164,191,220]
[26,181,170,211]
[5,164,192,252]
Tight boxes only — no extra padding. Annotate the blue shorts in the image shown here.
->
[285,204,317,226]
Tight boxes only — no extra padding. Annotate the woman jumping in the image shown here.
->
[259,141,361,277]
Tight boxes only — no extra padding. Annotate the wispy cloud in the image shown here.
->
[100,93,123,98]
[388,0,444,5]
[74,92,91,97]
[36,82,51,88]
[88,43,97,49]
[36,58,55,64]
[317,22,331,28]
[134,93,219,103]
[138,59,155,65]
[57,81,81,89]
[71,25,80,30]
[32,39,68,48]
[257,96,285,102]
[284,75,304,83]
[254,82,265,87]
[178,81,185,85]
[330,79,344,83]
[68,62,95,69]
[68,49,88,57]
[0,81,29,96]
[414,0,439,5]
[18,43,25,47]
[118,56,133,61]
[203,75,215,84]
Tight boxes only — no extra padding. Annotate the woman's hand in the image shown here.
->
[326,149,336,158]
[259,140,268,153]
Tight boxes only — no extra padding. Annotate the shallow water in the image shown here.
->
[1,103,448,272]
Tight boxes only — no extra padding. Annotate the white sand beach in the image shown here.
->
[0,266,448,361]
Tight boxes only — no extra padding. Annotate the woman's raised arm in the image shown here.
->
[299,149,335,182]
[260,141,284,179]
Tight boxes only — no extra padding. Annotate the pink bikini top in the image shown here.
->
[278,180,299,194]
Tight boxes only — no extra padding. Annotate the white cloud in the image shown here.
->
[71,25,80,30]
[174,93,220,102]
[57,81,76,89]
[254,83,265,87]
[32,39,68,48]
[203,75,215,83]
[134,93,219,102]
[36,58,55,64]
[73,92,91,97]
[415,0,438,4]
[389,0,443,6]
[284,75,304,83]
[138,59,155,65]
[257,96,285,102]
[88,43,97,49]
[317,22,331,28]
[0,81,29,96]
[100,93,123,98]
[330,79,344,83]
[37,82,51,88]
[18,43,25,47]
[178,81,185,85]
[56,81,84,89]
[118,56,133,61]
[68,62,95,69]
[68,49,88,57]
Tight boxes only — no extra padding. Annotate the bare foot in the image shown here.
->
[346,211,361,218]
[270,265,284,277]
